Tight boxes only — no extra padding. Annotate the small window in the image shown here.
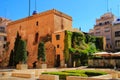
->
[115,31,120,37]
[99,23,102,26]
[57,45,59,48]
[4,37,7,41]
[106,38,110,41]
[36,21,39,26]
[35,33,39,43]
[61,24,64,29]
[3,44,5,48]
[56,35,60,40]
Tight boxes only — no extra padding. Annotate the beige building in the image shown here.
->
[92,13,115,51]
[112,18,120,51]
[89,29,94,35]
[0,17,11,62]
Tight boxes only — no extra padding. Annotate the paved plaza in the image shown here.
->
[0,67,120,80]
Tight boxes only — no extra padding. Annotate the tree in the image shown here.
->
[38,42,46,61]
[15,40,27,64]
[14,32,21,65]
[8,50,14,66]
[8,32,27,66]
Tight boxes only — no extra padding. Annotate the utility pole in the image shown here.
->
[35,0,37,11]
[29,0,31,16]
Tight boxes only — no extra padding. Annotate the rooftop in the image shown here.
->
[8,9,72,26]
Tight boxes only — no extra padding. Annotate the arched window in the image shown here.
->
[36,21,39,26]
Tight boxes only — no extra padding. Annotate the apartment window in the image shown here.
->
[104,28,110,32]
[99,23,102,26]
[105,30,110,32]
[0,27,5,33]
[56,35,60,40]
[57,45,59,48]
[104,21,109,25]
[36,21,39,26]
[96,31,100,34]
[115,40,120,47]
[106,38,110,41]
[3,44,5,48]
[115,31,120,37]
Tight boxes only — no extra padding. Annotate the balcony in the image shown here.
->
[94,22,111,27]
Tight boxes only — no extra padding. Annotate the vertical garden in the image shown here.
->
[64,30,104,67]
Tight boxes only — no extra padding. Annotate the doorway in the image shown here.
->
[56,54,60,67]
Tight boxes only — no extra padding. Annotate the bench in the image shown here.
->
[39,74,59,80]
[12,72,35,78]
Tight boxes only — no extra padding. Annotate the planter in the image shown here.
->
[16,64,28,70]
[41,64,47,69]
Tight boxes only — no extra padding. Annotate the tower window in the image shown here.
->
[35,33,39,43]
[36,21,39,26]
[56,35,60,40]
[57,45,59,48]
[61,24,64,29]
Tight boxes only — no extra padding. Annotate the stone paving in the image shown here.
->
[0,67,119,80]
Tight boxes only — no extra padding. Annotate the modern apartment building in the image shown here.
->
[0,17,11,61]
[91,13,116,51]
[112,18,120,51]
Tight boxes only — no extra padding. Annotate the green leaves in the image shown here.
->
[38,42,46,61]
[8,33,27,66]
[15,40,27,63]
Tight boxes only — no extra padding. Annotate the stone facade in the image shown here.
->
[6,9,72,68]
[0,17,11,63]
[90,12,115,51]
[52,30,65,67]
[112,18,120,51]
[89,12,120,51]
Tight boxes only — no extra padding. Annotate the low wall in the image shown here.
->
[66,76,110,80]
[11,72,35,79]
[39,74,59,80]
[88,59,120,68]
[16,64,28,70]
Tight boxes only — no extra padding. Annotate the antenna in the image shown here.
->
[32,0,37,15]
[4,0,8,18]
[35,0,37,11]
[110,8,112,13]
[29,0,31,16]
[107,0,109,12]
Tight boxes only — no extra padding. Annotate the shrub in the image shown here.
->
[84,70,107,77]
[42,70,107,79]
[38,42,46,61]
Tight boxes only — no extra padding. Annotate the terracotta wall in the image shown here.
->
[6,9,72,67]
[52,31,65,67]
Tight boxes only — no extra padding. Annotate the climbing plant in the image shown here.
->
[64,30,104,67]
[38,42,46,61]
[64,31,72,64]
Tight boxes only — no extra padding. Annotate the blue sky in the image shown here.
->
[0,0,120,32]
